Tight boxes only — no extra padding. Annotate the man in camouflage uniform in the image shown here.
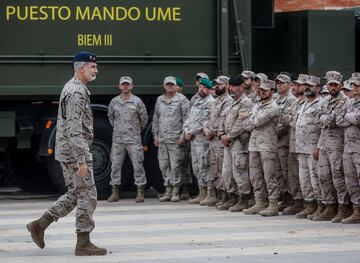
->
[314,71,351,222]
[274,72,297,211]
[184,78,214,204]
[242,80,282,216]
[217,75,253,212]
[295,74,324,219]
[241,70,257,101]
[337,73,360,223]
[107,76,148,203]
[26,52,106,256]
[341,80,354,98]
[190,72,209,108]
[202,76,233,206]
[251,73,268,104]
[153,76,190,202]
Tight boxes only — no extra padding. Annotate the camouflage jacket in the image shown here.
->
[207,93,233,137]
[152,93,189,143]
[108,94,148,144]
[55,77,93,164]
[288,97,307,153]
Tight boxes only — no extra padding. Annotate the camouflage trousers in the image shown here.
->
[318,149,350,205]
[298,153,322,202]
[222,140,251,196]
[47,161,97,233]
[249,151,282,200]
[277,146,289,194]
[180,142,193,185]
[343,152,360,205]
[288,153,303,200]
[209,139,225,191]
[191,142,211,187]
[110,142,146,186]
[158,142,183,187]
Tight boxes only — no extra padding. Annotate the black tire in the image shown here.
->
[46,157,65,194]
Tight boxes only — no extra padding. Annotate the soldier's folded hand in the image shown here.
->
[154,139,159,147]
[312,148,320,160]
[77,163,88,177]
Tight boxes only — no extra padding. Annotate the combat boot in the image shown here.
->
[159,186,172,202]
[171,186,181,202]
[312,204,337,221]
[26,213,54,249]
[200,184,218,206]
[282,199,304,215]
[215,191,228,208]
[342,207,360,224]
[260,199,279,217]
[180,184,190,200]
[296,200,317,219]
[107,185,120,202]
[217,194,238,210]
[243,197,267,215]
[75,232,107,256]
[278,192,293,212]
[331,204,353,223]
[135,186,145,203]
[308,201,325,220]
[229,194,250,212]
[189,186,207,204]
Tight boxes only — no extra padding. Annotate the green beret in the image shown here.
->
[176,77,184,87]
[199,78,213,89]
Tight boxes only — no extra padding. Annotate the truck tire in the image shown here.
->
[143,140,164,193]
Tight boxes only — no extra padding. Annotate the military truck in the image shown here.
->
[0,0,256,199]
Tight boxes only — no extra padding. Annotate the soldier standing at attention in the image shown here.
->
[314,71,351,222]
[107,76,148,203]
[184,78,214,204]
[26,52,107,256]
[202,76,233,207]
[336,74,360,224]
[241,70,256,101]
[190,72,209,108]
[242,79,282,216]
[152,76,190,202]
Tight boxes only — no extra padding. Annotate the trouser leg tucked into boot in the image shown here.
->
[260,199,279,217]
[135,186,145,203]
[342,207,360,224]
[26,213,54,249]
[278,192,293,212]
[159,186,172,202]
[180,184,191,200]
[217,193,238,211]
[189,186,207,204]
[215,190,228,208]
[312,204,337,221]
[331,204,353,223]
[282,199,304,215]
[308,201,325,220]
[75,232,107,256]
[171,186,181,202]
[296,200,317,219]
[200,184,218,206]
[107,185,120,202]
[229,194,250,212]
[243,197,267,215]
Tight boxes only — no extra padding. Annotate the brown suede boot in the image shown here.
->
[296,200,317,219]
[215,191,228,208]
[180,184,191,200]
[217,194,238,210]
[342,207,360,224]
[171,186,181,202]
[159,186,172,202]
[75,232,107,256]
[282,199,304,215]
[107,185,120,202]
[135,186,145,203]
[312,204,337,221]
[189,186,207,204]
[260,199,279,217]
[26,213,54,249]
[331,204,353,223]
[308,201,325,220]
[243,197,267,215]
[229,194,250,212]
[200,185,219,206]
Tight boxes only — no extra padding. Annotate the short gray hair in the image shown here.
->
[73,62,86,72]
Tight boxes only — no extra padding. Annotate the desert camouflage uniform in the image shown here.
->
[152,93,190,186]
[318,92,350,205]
[336,97,360,206]
[184,94,213,187]
[218,94,252,196]
[207,93,233,191]
[50,77,96,233]
[108,95,148,187]
[296,98,323,202]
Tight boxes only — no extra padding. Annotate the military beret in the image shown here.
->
[176,77,184,87]
[74,52,97,63]
[199,78,213,89]
[229,75,244,86]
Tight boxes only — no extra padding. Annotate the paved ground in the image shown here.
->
[0,198,360,263]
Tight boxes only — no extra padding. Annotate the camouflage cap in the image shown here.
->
[349,77,360,86]
[320,85,329,94]
[325,71,343,84]
[275,73,291,83]
[341,80,352,91]
[294,74,308,84]
[163,76,177,85]
[214,75,229,85]
[119,76,133,84]
[195,72,209,80]
[306,75,320,86]
[259,80,275,91]
[352,72,360,78]
[254,73,268,84]
[241,70,256,79]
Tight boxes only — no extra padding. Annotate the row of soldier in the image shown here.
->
[106,70,360,224]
